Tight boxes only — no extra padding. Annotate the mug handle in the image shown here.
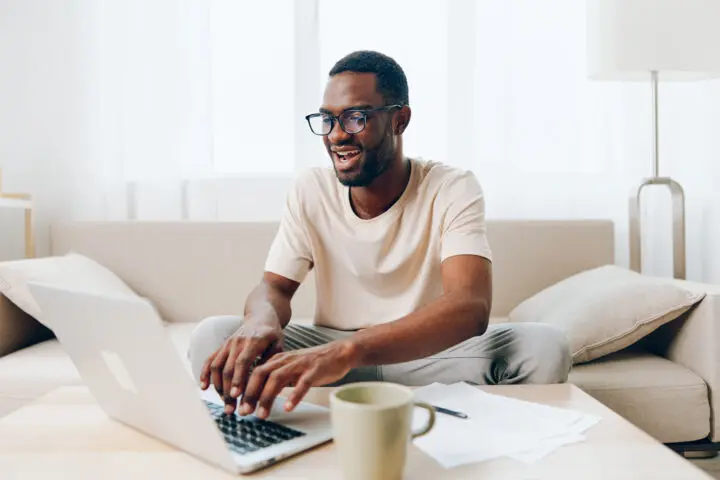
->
[411,402,436,439]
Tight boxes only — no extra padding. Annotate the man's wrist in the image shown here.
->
[244,307,283,328]
[335,337,365,369]
[238,314,283,338]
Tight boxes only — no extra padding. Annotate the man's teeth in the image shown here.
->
[336,150,360,157]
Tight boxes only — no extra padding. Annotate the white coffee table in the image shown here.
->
[0,384,710,479]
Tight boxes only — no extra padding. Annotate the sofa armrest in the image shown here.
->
[646,278,720,441]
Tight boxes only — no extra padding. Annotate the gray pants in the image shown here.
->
[187,316,572,387]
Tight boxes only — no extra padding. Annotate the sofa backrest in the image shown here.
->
[50,220,614,323]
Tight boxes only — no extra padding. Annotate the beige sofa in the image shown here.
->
[0,219,718,456]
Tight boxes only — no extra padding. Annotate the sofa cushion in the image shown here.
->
[570,348,710,443]
[0,253,139,357]
[0,337,82,418]
[509,265,706,364]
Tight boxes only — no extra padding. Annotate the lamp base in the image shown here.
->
[629,177,686,279]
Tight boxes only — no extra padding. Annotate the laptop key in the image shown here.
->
[203,400,306,456]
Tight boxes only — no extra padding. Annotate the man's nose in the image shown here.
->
[328,118,352,145]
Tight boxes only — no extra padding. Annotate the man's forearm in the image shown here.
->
[344,290,490,367]
[243,281,293,329]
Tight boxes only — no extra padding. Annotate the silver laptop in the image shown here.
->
[27,281,333,474]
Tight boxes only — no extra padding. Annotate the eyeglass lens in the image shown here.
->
[309,111,366,135]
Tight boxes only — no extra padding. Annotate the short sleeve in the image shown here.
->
[264,178,314,283]
[439,171,493,262]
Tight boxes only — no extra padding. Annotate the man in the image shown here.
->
[188,50,571,419]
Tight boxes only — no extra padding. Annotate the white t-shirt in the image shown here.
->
[264,157,492,330]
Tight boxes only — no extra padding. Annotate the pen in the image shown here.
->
[432,405,468,419]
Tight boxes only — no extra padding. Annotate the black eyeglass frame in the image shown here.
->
[304,104,404,136]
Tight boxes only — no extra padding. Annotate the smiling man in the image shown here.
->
[188,50,571,419]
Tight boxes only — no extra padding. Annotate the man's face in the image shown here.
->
[319,72,397,187]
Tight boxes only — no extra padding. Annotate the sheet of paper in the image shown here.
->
[410,382,601,469]
[507,432,587,464]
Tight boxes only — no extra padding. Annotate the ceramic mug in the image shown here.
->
[330,382,435,480]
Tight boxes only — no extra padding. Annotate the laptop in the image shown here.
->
[27,281,333,474]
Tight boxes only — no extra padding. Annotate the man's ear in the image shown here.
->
[393,105,411,135]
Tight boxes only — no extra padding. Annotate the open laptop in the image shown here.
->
[27,281,333,474]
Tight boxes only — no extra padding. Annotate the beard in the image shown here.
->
[331,136,393,187]
[333,151,383,187]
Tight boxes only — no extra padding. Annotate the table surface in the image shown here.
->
[0,384,711,480]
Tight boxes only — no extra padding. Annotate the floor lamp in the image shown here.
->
[586,0,720,279]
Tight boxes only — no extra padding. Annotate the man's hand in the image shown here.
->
[199,322,284,414]
[237,341,357,419]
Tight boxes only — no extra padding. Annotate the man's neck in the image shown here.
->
[350,157,411,220]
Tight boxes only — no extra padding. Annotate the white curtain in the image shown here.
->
[71,0,212,220]
[35,0,720,282]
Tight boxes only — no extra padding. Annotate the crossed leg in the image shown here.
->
[187,316,571,387]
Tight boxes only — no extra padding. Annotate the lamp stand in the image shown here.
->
[628,71,686,279]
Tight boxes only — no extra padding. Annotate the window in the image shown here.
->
[210,0,296,175]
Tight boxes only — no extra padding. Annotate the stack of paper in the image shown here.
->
[410,382,601,469]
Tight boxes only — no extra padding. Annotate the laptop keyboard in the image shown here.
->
[203,400,306,455]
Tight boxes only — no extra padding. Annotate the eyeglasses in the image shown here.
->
[305,105,403,136]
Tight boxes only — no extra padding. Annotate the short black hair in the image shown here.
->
[329,50,409,106]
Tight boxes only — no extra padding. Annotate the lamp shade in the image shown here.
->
[587,0,720,81]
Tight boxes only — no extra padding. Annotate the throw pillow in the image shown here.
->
[0,252,139,356]
[508,265,706,364]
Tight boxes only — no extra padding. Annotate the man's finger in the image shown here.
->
[238,362,273,416]
[222,340,243,402]
[230,338,271,399]
[285,368,318,412]
[210,346,229,396]
[255,366,297,419]
[199,350,217,389]
[223,395,238,415]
